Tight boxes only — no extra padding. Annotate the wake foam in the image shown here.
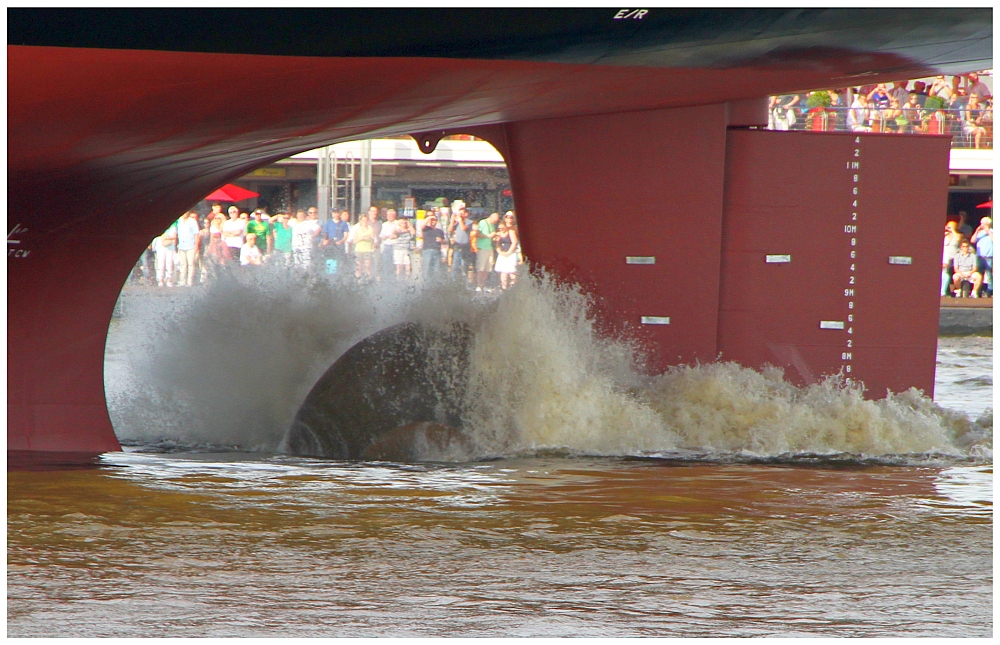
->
[106,266,992,464]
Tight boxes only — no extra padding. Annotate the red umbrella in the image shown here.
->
[976,200,992,209]
[204,183,259,202]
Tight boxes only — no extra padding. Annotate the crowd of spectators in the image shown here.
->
[132,199,522,291]
[770,72,993,148]
[137,200,994,300]
[942,211,993,298]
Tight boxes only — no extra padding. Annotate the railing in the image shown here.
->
[766,105,993,149]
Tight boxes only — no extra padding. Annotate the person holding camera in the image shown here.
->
[448,202,474,282]
[420,215,447,282]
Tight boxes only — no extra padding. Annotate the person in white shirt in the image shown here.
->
[222,205,245,259]
[240,233,263,266]
[848,94,871,132]
[152,223,178,287]
[291,209,321,269]
[379,208,398,280]
[888,81,909,107]
[174,211,202,286]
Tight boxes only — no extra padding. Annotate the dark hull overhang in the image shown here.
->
[8,7,992,76]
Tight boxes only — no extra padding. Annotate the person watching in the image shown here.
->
[971,216,993,296]
[966,72,992,102]
[246,209,271,256]
[888,81,909,107]
[379,208,398,279]
[962,94,988,149]
[472,211,500,291]
[352,214,376,280]
[448,202,474,282]
[271,213,294,266]
[902,92,924,133]
[240,233,263,267]
[942,221,962,296]
[419,215,447,282]
[952,240,983,297]
[929,75,953,101]
[493,212,520,290]
[884,96,905,132]
[848,93,871,132]
[391,217,415,279]
[866,83,891,110]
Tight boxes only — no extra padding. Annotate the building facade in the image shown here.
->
[216,136,512,218]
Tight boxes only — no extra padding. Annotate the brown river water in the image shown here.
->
[6,455,992,637]
[7,276,994,636]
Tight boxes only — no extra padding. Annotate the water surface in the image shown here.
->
[8,279,993,636]
[7,451,992,637]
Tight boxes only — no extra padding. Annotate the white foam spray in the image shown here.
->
[106,266,992,462]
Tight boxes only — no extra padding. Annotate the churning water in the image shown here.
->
[102,267,991,464]
[7,266,993,636]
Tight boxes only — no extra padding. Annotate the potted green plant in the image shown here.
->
[806,91,833,131]
[923,95,947,134]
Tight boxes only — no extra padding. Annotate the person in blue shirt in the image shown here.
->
[971,216,993,296]
[321,210,351,269]
[866,83,891,110]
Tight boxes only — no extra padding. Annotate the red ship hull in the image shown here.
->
[5,22,970,463]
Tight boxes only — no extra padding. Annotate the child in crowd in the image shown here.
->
[241,233,262,266]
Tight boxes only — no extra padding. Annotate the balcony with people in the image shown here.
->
[767,71,993,150]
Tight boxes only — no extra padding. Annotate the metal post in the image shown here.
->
[317,145,332,223]
[349,152,356,220]
[359,139,372,216]
[332,149,340,214]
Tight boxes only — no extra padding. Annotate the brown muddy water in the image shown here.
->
[6,455,992,637]
[7,277,993,636]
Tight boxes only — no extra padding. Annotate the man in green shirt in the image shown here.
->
[245,210,272,255]
[474,211,500,291]
[271,213,293,266]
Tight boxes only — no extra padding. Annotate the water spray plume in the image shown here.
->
[106,265,992,463]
